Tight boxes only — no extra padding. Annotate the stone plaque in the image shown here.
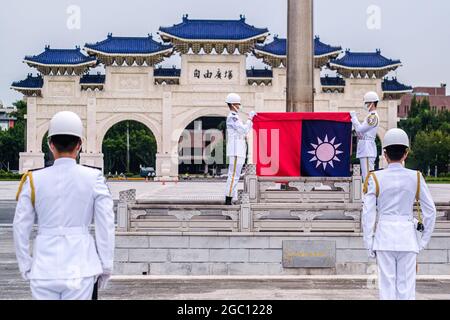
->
[282,240,336,268]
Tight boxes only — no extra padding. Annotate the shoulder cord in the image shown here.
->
[15,171,36,208]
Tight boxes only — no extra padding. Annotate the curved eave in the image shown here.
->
[10,85,42,91]
[383,89,413,94]
[84,46,173,57]
[315,49,342,59]
[254,49,342,59]
[154,76,180,79]
[253,48,285,59]
[80,83,105,86]
[158,31,269,43]
[247,77,272,80]
[23,59,97,68]
[329,62,402,71]
[322,85,345,88]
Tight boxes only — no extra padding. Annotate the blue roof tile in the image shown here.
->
[159,15,269,41]
[247,68,273,78]
[154,67,181,77]
[11,74,43,88]
[255,36,341,57]
[85,34,172,55]
[382,77,412,92]
[321,75,345,87]
[80,73,105,84]
[330,49,401,69]
[24,46,96,65]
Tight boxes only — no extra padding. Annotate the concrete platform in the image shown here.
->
[1,180,448,202]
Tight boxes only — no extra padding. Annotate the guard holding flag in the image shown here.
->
[224,93,256,205]
[13,111,115,300]
[362,128,436,300]
[350,91,380,182]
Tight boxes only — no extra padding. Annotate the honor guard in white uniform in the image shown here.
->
[224,93,256,205]
[350,91,380,182]
[13,111,115,300]
[362,128,436,300]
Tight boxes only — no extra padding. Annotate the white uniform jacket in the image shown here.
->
[351,111,379,158]
[13,158,115,280]
[226,111,253,158]
[362,163,436,253]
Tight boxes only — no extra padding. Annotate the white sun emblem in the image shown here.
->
[308,135,344,170]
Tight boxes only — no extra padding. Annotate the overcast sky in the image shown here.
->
[1,0,449,106]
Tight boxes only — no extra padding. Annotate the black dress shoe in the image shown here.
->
[225,196,232,205]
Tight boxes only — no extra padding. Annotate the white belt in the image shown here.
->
[378,215,413,222]
[38,226,89,236]
[358,137,375,141]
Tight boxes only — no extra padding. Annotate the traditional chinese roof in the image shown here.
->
[159,15,269,55]
[24,46,96,75]
[80,73,105,91]
[80,73,106,84]
[329,49,402,78]
[85,34,173,67]
[154,66,181,78]
[321,75,345,87]
[382,77,412,92]
[382,77,413,100]
[11,74,43,96]
[246,68,273,78]
[254,36,342,68]
[320,75,345,93]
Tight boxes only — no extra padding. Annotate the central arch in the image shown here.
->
[96,113,162,154]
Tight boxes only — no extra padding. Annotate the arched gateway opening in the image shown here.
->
[178,116,227,177]
[102,120,157,176]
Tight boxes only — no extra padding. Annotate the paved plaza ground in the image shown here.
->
[1,181,449,299]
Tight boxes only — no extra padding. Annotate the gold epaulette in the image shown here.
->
[363,172,379,197]
[16,169,40,208]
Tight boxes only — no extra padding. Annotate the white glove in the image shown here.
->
[21,271,31,281]
[248,111,257,120]
[97,272,112,289]
[350,111,357,118]
[368,249,376,259]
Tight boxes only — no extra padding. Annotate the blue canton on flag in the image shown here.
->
[301,120,352,177]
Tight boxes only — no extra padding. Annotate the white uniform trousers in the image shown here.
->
[377,251,417,300]
[225,156,245,200]
[30,276,95,300]
[360,157,375,182]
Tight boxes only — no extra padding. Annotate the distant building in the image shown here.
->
[0,101,17,131]
[399,83,450,118]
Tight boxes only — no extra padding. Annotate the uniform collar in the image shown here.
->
[53,158,77,166]
[387,163,404,170]
[230,111,238,116]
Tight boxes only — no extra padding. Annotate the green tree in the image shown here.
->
[102,121,157,175]
[0,100,26,170]
[409,130,450,174]
[399,96,450,174]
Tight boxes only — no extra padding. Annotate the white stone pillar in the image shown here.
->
[19,97,44,172]
[155,91,178,181]
[80,97,104,170]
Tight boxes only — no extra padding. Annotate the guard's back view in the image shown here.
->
[362,128,436,300]
[13,111,115,300]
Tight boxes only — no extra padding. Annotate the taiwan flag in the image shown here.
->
[252,112,352,177]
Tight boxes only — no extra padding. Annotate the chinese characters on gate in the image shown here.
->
[194,68,234,80]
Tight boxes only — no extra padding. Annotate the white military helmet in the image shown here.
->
[225,93,241,105]
[383,128,410,149]
[48,111,83,139]
[363,91,380,104]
